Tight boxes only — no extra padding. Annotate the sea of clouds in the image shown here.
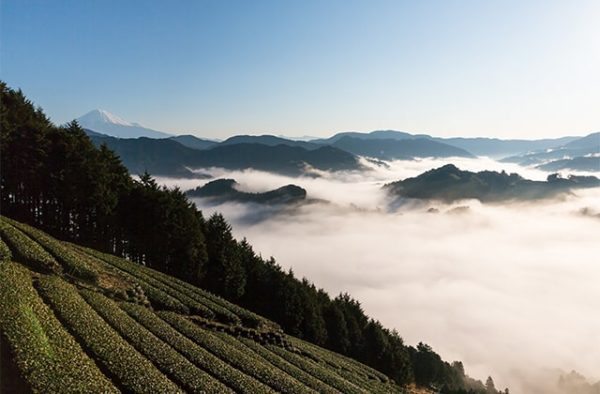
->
[155,157,600,393]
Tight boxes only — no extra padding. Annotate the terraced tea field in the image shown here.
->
[0,216,406,393]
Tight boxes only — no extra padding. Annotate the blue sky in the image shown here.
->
[2,0,599,139]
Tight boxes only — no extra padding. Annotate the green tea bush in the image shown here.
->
[159,311,314,394]
[121,302,274,394]
[81,290,230,394]
[266,344,367,394]
[124,260,252,325]
[81,246,268,327]
[289,336,389,383]
[137,280,191,313]
[140,271,241,324]
[6,218,98,282]
[82,247,217,319]
[0,262,117,393]
[137,261,271,328]
[73,247,191,313]
[287,340,380,391]
[232,335,341,394]
[0,218,61,273]
[0,236,12,261]
[36,276,181,393]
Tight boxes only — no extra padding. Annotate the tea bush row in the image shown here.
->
[159,311,314,394]
[139,262,273,329]
[0,262,117,393]
[82,247,217,319]
[288,336,389,384]
[36,276,181,393]
[81,290,230,394]
[7,218,98,282]
[0,218,60,273]
[266,344,367,394]
[231,335,341,394]
[0,236,12,261]
[121,302,274,394]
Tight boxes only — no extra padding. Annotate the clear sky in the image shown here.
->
[2,0,599,139]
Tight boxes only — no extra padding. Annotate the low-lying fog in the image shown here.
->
[156,157,600,394]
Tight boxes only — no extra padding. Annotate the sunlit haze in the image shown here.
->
[156,159,600,393]
[3,2,600,393]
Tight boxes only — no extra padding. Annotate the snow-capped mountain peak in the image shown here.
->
[77,109,172,139]
[79,109,134,126]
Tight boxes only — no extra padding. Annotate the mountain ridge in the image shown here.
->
[77,109,172,139]
[311,130,581,158]
[187,179,308,205]
[89,134,363,176]
[384,164,600,203]
[501,132,600,171]
[76,109,585,159]
[331,136,474,159]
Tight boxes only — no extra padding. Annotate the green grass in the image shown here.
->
[0,262,117,393]
[36,275,181,393]
[0,219,61,273]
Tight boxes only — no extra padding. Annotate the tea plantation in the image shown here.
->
[0,216,410,393]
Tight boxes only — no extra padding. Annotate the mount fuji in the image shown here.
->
[77,109,172,138]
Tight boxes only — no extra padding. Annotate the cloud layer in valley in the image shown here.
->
[156,158,600,393]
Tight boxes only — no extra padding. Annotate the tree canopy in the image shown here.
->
[0,80,498,393]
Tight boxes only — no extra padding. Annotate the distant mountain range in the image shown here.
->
[329,136,473,160]
[438,136,580,158]
[384,164,600,203]
[169,135,219,150]
[312,130,580,158]
[219,135,320,150]
[78,110,598,177]
[537,156,599,172]
[87,135,209,178]
[502,132,599,172]
[187,179,307,205]
[89,134,362,177]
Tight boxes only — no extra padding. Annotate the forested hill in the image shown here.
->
[90,133,363,177]
[0,216,402,393]
[0,81,502,393]
[187,179,307,205]
[384,164,600,203]
[329,136,474,160]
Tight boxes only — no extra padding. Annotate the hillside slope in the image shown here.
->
[330,136,474,159]
[90,135,363,177]
[384,164,600,203]
[0,216,403,394]
[187,179,307,205]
